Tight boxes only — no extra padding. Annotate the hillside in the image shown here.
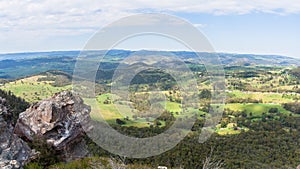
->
[2,50,300,168]
[0,50,299,79]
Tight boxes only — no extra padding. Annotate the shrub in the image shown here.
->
[28,136,60,167]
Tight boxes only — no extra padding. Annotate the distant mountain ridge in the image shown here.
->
[0,51,80,61]
[1,50,298,65]
[0,50,299,79]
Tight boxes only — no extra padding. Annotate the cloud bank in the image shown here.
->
[0,0,299,52]
[1,0,300,33]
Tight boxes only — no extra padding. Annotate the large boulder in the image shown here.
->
[14,91,92,162]
[0,97,34,169]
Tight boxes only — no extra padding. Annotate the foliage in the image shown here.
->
[3,52,300,168]
[202,147,224,169]
[283,102,300,114]
[24,162,44,169]
[28,136,60,167]
[0,75,71,103]
[0,89,29,125]
[269,107,279,113]
[290,67,300,79]
[116,118,126,125]
[199,89,212,99]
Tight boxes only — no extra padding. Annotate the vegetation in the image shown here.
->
[25,115,300,168]
[27,136,60,167]
[0,89,29,125]
[0,74,71,103]
[3,51,300,168]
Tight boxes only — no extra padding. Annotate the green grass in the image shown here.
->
[0,75,71,103]
[228,90,295,103]
[225,103,291,116]
[25,157,159,169]
[90,93,206,127]
[166,101,182,113]
[216,127,242,135]
[2,75,295,131]
[89,94,167,127]
[215,123,249,135]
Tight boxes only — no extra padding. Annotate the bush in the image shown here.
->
[24,163,43,169]
[283,102,300,114]
[116,118,126,125]
[0,89,29,125]
[199,89,212,99]
[28,136,60,167]
[269,107,279,114]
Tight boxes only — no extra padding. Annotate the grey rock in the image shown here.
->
[0,97,33,169]
[14,91,92,162]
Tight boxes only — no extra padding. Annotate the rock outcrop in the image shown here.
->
[14,91,91,162]
[0,97,33,169]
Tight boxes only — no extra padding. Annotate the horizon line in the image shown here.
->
[0,49,297,59]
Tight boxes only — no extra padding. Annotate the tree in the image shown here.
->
[202,147,224,169]
[28,136,59,167]
[199,89,212,99]
[269,108,279,114]
[249,112,253,117]
[116,118,126,125]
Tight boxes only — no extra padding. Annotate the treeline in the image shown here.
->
[0,89,29,125]
[83,115,300,169]
[283,102,300,114]
[226,97,261,103]
[290,67,300,79]
[24,107,300,168]
[37,71,72,87]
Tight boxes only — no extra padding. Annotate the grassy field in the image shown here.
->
[88,94,169,127]
[90,93,206,127]
[0,75,71,103]
[228,90,296,103]
[2,74,297,132]
[215,123,249,135]
[0,76,192,127]
[225,103,291,116]
[25,157,161,169]
[165,101,182,113]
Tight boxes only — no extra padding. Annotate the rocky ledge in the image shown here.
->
[0,97,34,169]
[14,91,92,162]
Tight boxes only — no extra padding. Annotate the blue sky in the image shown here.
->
[0,0,300,57]
[178,12,300,57]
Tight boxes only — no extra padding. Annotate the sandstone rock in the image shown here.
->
[14,91,91,162]
[0,97,33,169]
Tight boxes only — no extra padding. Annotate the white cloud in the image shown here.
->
[0,0,300,52]
[1,0,299,32]
[193,24,207,29]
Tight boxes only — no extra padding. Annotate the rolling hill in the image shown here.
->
[0,50,299,80]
